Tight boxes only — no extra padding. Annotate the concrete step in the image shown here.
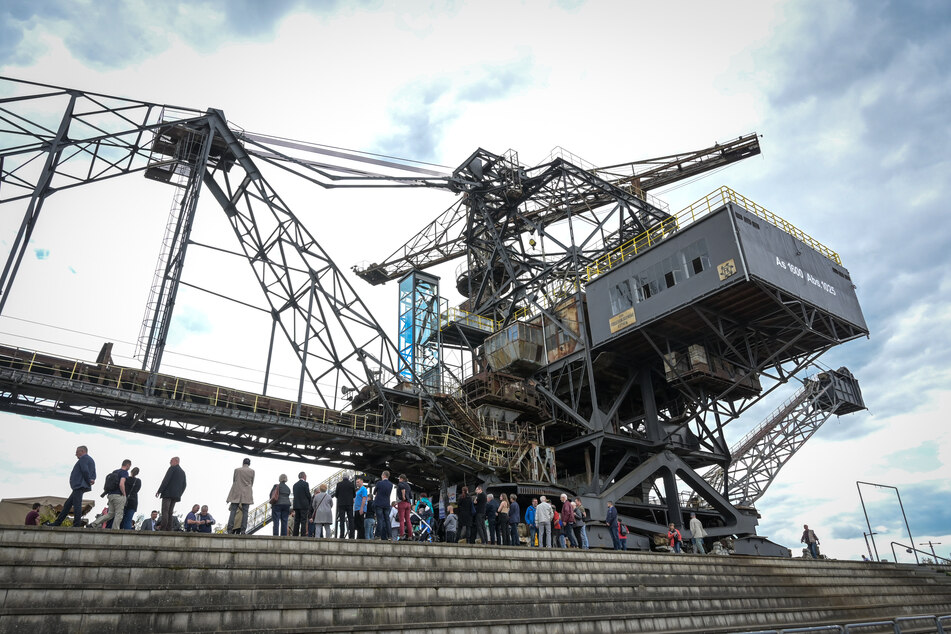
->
[2,527,950,633]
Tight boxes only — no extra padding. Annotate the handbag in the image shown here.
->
[269,484,279,504]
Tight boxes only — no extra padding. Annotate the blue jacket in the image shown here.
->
[508,500,520,524]
[69,454,96,492]
[525,504,536,525]
[606,505,618,525]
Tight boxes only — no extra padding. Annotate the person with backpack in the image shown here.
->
[553,508,563,547]
[618,522,629,550]
[91,459,131,530]
[270,474,291,536]
[667,522,683,553]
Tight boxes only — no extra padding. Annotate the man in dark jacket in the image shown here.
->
[334,474,356,539]
[473,485,488,544]
[606,500,621,550]
[373,471,393,540]
[508,495,521,546]
[291,472,311,537]
[486,493,500,545]
[456,486,473,544]
[155,456,186,531]
[50,445,96,526]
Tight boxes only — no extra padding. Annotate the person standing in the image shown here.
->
[291,472,311,537]
[572,498,589,549]
[456,486,473,544]
[119,466,141,530]
[525,498,538,547]
[508,495,521,546]
[155,456,186,531]
[334,474,356,539]
[92,459,131,530]
[486,493,499,545]
[606,500,621,550]
[312,483,334,538]
[559,493,577,548]
[801,524,820,559]
[139,510,160,531]
[373,472,393,540]
[50,445,96,527]
[443,506,458,543]
[473,485,488,545]
[689,512,707,554]
[272,474,291,536]
[536,496,553,547]
[389,501,400,540]
[496,493,510,546]
[226,457,255,535]
[396,474,413,541]
[353,477,368,539]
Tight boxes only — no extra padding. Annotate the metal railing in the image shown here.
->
[732,613,949,633]
[890,541,951,565]
[246,468,356,534]
[585,185,842,281]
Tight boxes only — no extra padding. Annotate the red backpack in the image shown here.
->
[553,510,562,530]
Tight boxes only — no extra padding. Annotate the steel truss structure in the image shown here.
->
[0,76,869,548]
[703,366,865,507]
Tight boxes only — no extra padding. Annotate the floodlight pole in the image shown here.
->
[856,480,917,564]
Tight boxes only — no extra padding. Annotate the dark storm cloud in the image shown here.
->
[755,0,951,429]
[0,0,344,69]
[375,61,534,161]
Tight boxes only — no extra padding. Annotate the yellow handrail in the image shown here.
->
[585,186,841,281]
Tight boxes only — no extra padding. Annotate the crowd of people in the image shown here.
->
[36,445,717,553]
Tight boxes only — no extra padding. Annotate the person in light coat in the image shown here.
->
[226,458,255,534]
[535,496,554,547]
[689,512,707,554]
[312,483,334,538]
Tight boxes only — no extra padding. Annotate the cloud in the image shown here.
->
[0,0,344,69]
[33,247,49,260]
[374,60,535,161]
[167,305,212,345]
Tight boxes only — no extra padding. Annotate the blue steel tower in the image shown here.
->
[397,270,441,391]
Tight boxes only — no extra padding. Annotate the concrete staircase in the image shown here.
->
[1,526,950,633]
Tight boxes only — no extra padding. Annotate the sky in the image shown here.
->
[0,0,949,559]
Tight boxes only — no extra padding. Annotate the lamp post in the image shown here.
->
[856,481,917,564]
[919,541,942,561]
